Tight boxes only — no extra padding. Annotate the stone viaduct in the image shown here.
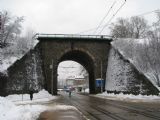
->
[37,34,112,95]
[0,34,159,96]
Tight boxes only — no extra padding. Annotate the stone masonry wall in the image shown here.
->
[106,48,159,95]
[3,43,45,95]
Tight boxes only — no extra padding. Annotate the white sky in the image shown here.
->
[57,61,86,83]
[1,0,160,35]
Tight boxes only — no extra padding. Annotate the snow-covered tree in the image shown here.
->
[78,65,88,77]
[112,12,160,87]
[0,11,24,48]
[16,28,36,54]
[143,12,160,86]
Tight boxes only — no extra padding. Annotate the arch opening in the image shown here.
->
[58,61,89,93]
[57,50,95,94]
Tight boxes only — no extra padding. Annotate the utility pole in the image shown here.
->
[101,60,103,93]
[21,81,23,101]
[21,73,24,101]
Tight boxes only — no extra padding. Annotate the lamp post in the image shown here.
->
[49,59,54,95]
[51,59,54,95]
[101,60,103,93]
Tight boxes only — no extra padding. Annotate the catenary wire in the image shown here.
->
[99,0,127,35]
[93,0,117,35]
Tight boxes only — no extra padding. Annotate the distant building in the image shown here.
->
[66,75,87,88]
[74,76,86,87]
[66,77,75,86]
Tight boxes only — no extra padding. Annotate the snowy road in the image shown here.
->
[46,92,160,120]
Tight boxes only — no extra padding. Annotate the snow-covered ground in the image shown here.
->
[6,89,57,105]
[96,92,160,103]
[0,89,80,120]
[0,96,48,120]
[0,89,58,120]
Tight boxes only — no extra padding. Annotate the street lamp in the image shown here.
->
[100,60,103,93]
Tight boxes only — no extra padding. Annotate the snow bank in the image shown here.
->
[6,89,57,104]
[96,92,160,102]
[0,89,80,120]
[0,97,16,117]
[0,96,48,120]
[0,96,78,120]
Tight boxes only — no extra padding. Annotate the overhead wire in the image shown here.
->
[93,0,117,35]
[99,0,127,35]
[137,9,160,17]
[58,66,76,68]
[77,0,126,35]
[58,61,80,74]
[77,23,112,34]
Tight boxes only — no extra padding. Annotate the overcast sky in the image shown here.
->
[0,0,160,35]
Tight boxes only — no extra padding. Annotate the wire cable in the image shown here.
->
[99,0,127,35]
[93,0,117,35]
[137,9,160,17]
[77,23,112,34]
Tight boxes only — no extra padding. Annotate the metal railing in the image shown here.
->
[34,33,112,40]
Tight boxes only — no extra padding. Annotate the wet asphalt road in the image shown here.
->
[48,92,160,120]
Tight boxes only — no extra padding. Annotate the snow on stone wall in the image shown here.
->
[4,43,45,95]
[105,47,159,95]
[112,38,160,91]
[106,48,135,92]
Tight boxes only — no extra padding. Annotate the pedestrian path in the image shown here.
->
[37,92,87,120]
[38,109,86,120]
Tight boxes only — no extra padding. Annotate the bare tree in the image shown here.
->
[78,65,88,77]
[132,12,160,87]
[25,28,36,49]
[0,11,24,47]
[110,16,149,39]
[130,16,149,38]
[111,13,160,87]
[16,28,36,54]
[110,18,131,38]
[143,12,160,86]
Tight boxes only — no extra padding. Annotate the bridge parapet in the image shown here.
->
[34,33,113,41]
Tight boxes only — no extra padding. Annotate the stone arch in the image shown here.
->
[57,50,96,94]
[59,48,95,63]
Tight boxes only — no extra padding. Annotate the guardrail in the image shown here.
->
[34,33,112,39]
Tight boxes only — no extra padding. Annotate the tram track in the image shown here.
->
[90,95,160,120]
[72,93,160,120]
[57,92,160,120]
[70,95,127,120]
